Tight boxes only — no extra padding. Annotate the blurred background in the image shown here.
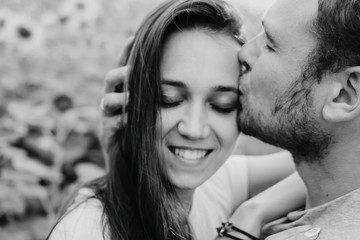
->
[0,0,277,239]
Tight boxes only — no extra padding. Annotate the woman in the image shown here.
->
[49,0,318,239]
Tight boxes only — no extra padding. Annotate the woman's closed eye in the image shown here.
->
[161,95,184,108]
[210,102,237,113]
[209,95,238,114]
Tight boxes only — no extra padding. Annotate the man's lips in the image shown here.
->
[168,146,212,160]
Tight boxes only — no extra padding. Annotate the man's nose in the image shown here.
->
[238,36,261,73]
[178,104,210,139]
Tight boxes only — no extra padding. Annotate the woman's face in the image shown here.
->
[158,29,241,192]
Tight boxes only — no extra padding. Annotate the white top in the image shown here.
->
[49,188,108,240]
[189,155,249,239]
[49,155,249,240]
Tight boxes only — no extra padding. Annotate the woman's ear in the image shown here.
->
[322,67,360,122]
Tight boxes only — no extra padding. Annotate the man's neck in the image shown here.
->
[295,151,360,209]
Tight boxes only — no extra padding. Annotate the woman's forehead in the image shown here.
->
[160,30,240,88]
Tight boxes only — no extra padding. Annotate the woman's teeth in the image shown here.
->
[174,148,208,160]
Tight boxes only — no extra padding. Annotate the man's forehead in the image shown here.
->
[263,0,318,32]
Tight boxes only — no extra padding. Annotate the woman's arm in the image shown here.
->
[220,172,306,239]
[217,151,306,239]
[246,151,296,198]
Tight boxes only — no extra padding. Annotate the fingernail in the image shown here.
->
[304,227,321,238]
[127,36,135,44]
[100,98,105,111]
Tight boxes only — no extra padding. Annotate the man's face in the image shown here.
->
[238,0,331,159]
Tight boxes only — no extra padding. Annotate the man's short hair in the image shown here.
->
[309,0,360,80]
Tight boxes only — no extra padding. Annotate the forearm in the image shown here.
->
[225,172,306,239]
[243,172,306,225]
[247,151,296,198]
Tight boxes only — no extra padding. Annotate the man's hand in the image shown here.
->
[99,37,133,168]
[264,226,320,240]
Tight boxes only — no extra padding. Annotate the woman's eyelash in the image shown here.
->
[161,94,237,113]
[211,104,236,113]
[161,96,183,108]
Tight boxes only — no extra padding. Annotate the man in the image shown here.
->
[238,0,360,239]
[100,0,360,239]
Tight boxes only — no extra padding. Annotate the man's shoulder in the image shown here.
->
[275,188,360,240]
[305,188,360,239]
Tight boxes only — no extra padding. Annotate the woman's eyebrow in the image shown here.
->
[160,79,187,88]
[211,85,238,93]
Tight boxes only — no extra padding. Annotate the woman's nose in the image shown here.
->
[177,104,210,139]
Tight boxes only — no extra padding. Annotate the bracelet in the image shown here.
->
[217,222,260,240]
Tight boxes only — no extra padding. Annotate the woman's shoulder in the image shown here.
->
[197,154,249,199]
[48,188,108,240]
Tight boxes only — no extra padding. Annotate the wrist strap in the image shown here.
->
[217,222,260,240]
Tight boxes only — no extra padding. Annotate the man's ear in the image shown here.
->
[323,66,360,122]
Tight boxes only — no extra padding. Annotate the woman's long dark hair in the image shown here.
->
[95,1,244,239]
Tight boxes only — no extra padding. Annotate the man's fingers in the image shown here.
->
[103,67,130,93]
[100,115,123,135]
[267,217,288,226]
[303,227,321,239]
[265,226,320,240]
[265,225,311,240]
[100,92,129,116]
[268,223,298,236]
[103,37,133,95]
[262,216,289,236]
[117,36,135,67]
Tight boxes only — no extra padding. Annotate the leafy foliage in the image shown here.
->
[0,0,162,238]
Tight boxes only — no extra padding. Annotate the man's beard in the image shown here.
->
[238,73,332,163]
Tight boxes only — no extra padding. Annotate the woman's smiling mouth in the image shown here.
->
[168,146,212,160]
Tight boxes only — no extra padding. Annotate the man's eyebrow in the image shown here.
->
[212,85,238,93]
[160,79,186,88]
[262,20,277,46]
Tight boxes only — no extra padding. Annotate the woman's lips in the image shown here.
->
[168,146,212,160]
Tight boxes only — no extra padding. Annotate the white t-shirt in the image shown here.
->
[189,155,249,239]
[49,188,108,240]
[266,187,360,240]
[49,155,249,240]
